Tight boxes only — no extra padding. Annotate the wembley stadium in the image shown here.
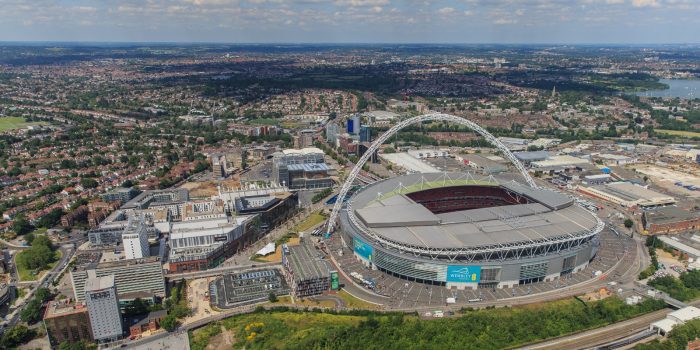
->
[337,172,604,289]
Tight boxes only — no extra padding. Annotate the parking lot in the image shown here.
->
[210,269,289,309]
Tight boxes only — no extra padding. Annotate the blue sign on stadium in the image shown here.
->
[446,265,481,283]
[353,237,373,261]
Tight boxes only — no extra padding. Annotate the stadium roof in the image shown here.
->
[349,172,598,249]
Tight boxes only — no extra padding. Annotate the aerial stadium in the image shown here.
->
[337,172,604,289]
[325,113,605,290]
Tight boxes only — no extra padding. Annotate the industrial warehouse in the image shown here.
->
[339,172,604,289]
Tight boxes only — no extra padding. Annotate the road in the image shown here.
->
[519,308,669,350]
[3,243,76,331]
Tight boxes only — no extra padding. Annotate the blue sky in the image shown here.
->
[2,0,699,43]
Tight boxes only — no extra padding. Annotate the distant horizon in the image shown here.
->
[1,41,699,47]
[3,0,700,44]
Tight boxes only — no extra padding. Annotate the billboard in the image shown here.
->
[446,265,481,283]
[330,270,339,290]
[353,237,373,261]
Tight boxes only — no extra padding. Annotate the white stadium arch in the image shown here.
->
[326,112,538,235]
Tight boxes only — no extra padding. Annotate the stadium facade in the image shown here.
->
[339,172,604,290]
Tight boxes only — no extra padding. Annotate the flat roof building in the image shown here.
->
[643,207,700,235]
[43,300,93,346]
[70,256,165,303]
[651,306,700,336]
[283,241,330,298]
[578,182,676,208]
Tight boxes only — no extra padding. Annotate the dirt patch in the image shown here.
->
[180,178,242,198]
[257,237,300,263]
[205,326,235,350]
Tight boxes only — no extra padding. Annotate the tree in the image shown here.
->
[124,298,149,316]
[12,214,32,235]
[269,292,278,303]
[58,340,97,350]
[37,208,64,228]
[17,236,55,271]
[160,314,179,332]
[0,325,36,348]
[79,178,98,189]
[624,219,634,228]
[20,299,43,324]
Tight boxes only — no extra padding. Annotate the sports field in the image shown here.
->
[656,129,700,138]
[0,117,44,131]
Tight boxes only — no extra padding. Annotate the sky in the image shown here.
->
[2,0,699,44]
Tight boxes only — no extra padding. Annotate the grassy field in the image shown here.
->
[336,290,382,310]
[291,211,326,233]
[0,117,45,131]
[377,179,496,201]
[190,310,365,350]
[275,295,337,308]
[16,250,61,282]
[656,129,700,138]
[188,296,665,350]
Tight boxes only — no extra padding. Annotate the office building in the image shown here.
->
[70,256,166,303]
[168,215,259,272]
[211,153,228,178]
[359,125,371,142]
[85,275,123,342]
[122,216,150,260]
[271,148,334,190]
[298,129,316,148]
[326,122,339,144]
[43,300,93,345]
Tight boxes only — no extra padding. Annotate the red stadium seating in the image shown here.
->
[406,186,529,214]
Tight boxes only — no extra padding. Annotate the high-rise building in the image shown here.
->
[298,129,315,148]
[85,274,123,342]
[359,125,371,142]
[351,115,361,135]
[326,122,338,144]
[211,153,227,178]
[122,216,149,260]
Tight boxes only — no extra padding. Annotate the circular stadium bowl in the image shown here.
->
[338,172,603,289]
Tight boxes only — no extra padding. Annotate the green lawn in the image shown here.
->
[656,129,700,138]
[15,250,61,282]
[336,289,382,310]
[0,117,45,131]
[291,211,326,233]
[377,179,497,201]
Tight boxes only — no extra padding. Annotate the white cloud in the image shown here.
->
[493,17,517,24]
[334,0,389,6]
[632,0,660,7]
[437,7,456,15]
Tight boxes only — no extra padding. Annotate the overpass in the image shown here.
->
[165,262,281,282]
